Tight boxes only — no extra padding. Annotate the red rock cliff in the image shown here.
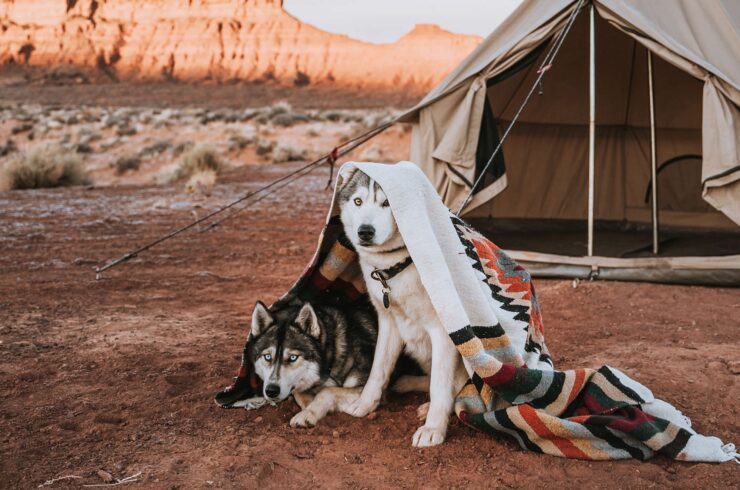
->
[0,0,481,89]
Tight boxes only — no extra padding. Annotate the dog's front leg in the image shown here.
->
[290,387,363,427]
[292,391,314,410]
[345,315,403,417]
[412,328,458,447]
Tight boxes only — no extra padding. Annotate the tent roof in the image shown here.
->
[401,0,740,121]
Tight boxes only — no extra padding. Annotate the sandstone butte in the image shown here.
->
[0,0,483,89]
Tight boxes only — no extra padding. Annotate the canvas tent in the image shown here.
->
[398,0,740,285]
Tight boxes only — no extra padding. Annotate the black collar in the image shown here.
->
[369,256,413,309]
[370,256,413,282]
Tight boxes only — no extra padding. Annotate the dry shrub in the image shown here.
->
[114,155,142,175]
[0,145,88,191]
[272,141,307,163]
[267,101,292,117]
[186,169,217,195]
[228,134,254,151]
[255,138,274,157]
[176,144,224,180]
[256,101,292,124]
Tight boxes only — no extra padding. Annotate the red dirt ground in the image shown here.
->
[0,78,423,110]
[1,163,738,489]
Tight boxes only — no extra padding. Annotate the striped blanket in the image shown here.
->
[218,161,737,463]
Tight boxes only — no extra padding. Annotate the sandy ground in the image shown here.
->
[0,74,424,110]
[1,159,738,489]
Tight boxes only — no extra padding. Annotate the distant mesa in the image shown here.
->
[0,0,482,89]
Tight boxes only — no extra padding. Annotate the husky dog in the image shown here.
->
[248,300,426,427]
[338,169,469,447]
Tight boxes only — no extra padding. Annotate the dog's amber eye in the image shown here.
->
[354,197,362,206]
[381,199,389,207]
[288,354,299,363]
[263,353,272,362]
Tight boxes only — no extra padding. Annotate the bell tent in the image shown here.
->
[398,0,740,284]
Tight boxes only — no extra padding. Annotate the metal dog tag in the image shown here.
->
[382,288,390,309]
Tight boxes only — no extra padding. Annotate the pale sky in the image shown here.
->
[283,0,523,44]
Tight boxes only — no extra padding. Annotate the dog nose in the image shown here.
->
[357,224,375,242]
[264,384,281,399]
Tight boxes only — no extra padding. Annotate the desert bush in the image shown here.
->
[255,138,274,156]
[175,144,224,179]
[138,140,172,158]
[185,169,217,195]
[0,139,18,157]
[172,141,194,157]
[255,101,292,124]
[267,101,292,117]
[323,110,363,123]
[270,113,297,127]
[114,155,142,175]
[272,141,306,163]
[294,71,311,87]
[228,134,255,151]
[0,145,88,191]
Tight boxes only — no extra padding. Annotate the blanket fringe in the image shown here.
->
[721,443,739,464]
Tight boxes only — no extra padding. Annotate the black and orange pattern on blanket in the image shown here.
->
[448,217,732,461]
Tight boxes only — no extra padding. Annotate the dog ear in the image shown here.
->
[295,303,321,339]
[336,166,358,192]
[251,301,273,337]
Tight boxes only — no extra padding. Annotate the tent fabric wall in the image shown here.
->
[403,0,740,227]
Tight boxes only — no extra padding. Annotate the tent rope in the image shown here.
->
[95,120,394,279]
[456,0,586,216]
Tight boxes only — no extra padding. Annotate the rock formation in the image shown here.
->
[0,0,482,89]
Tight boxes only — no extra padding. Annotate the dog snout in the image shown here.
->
[357,224,375,242]
[264,384,281,400]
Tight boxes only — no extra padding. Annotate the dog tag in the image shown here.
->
[382,289,390,309]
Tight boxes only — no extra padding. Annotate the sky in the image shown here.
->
[283,0,523,44]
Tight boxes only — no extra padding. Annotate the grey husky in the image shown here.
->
[248,299,426,427]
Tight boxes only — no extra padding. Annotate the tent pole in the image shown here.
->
[647,50,659,254]
[587,4,596,257]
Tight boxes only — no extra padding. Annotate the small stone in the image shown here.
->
[254,416,263,423]
[367,412,378,421]
[332,430,340,438]
[97,470,114,483]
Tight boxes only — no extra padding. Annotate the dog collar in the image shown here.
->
[369,256,413,309]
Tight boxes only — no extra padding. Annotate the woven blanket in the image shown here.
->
[224,161,737,463]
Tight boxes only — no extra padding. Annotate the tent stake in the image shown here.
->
[587,4,596,257]
[647,50,660,254]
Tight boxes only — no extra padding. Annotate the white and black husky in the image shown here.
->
[248,300,425,427]
[338,170,469,447]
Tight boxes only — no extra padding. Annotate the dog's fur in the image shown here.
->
[248,299,427,427]
[248,300,375,427]
[338,169,469,447]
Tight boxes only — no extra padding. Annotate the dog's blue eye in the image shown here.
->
[354,197,362,206]
[288,355,298,363]
[263,354,272,362]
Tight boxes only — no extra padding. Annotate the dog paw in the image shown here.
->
[290,410,319,428]
[344,397,378,418]
[412,425,446,448]
[416,402,430,421]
